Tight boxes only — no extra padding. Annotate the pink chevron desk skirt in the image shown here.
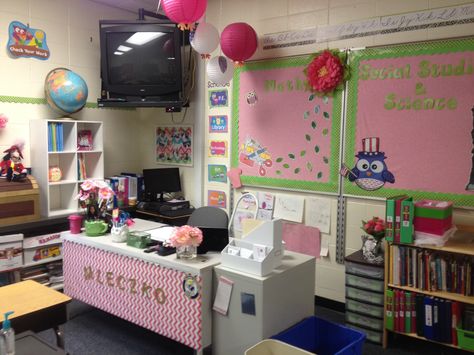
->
[62,237,217,350]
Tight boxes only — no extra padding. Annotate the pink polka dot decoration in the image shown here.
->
[220,22,258,65]
[161,0,207,31]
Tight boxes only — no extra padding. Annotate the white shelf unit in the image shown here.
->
[29,119,104,217]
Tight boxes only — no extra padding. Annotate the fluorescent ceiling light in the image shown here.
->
[114,51,124,55]
[117,45,132,52]
[126,32,164,46]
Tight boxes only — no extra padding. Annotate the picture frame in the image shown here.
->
[156,125,193,166]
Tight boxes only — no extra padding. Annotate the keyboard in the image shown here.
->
[159,207,195,217]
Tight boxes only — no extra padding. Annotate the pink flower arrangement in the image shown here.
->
[0,114,8,129]
[305,50,348,95]
[75,179,114,220]
[361,217,386,241]
[168,225,203,247]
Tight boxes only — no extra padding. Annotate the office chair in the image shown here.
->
[187,206,229,229]
[188,207,229,254]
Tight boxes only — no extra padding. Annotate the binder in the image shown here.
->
[392,245,400,286]
[411,292,417,333]
[452,301,462,346]
[400,290,406,332]
[395,290,400,331]
[400,197,414,244]
[385,195,407,242]
[444,300,452,344]
[395,196,409,243]
[433,298,441,341]
[424,296,434,340]
[405,291,412,333]
[385,288,395,331]
[415,293,425,336]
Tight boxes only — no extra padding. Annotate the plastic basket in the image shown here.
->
[271,316,366,355]
[457,327,474,351]
[245,339,314,355]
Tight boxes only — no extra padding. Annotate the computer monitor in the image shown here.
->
[143,168,181,202]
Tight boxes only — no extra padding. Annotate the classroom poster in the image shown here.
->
[232,56,342,192]
[344,38,474,207]
[155,126,193,166]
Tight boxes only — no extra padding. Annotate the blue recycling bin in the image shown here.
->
[271,316,366,355]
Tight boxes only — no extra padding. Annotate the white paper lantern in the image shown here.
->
[189,22,220,58]
[207,56,234,85]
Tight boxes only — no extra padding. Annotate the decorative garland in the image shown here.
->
[305,50,350,96]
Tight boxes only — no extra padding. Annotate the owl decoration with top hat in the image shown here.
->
[341,137,395,191]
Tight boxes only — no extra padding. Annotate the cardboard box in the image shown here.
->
[221,219,283,276]
[23,232,62,267]
[0,233,23,271]
[0,176,40,226]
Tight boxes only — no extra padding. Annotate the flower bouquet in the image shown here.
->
[75,179,114,221]
[167,225,203,260]
[360,217,386,264]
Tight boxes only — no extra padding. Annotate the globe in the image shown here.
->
[44,68,88,114]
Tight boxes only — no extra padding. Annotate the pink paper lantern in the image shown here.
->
[220,22,257,64]
[161,0,207,31]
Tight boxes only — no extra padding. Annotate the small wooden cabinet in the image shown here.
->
[345,250,385,344]
[29,119,103,217]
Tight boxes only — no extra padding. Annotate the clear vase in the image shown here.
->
[176,245,197,260]
[361,235,384,264]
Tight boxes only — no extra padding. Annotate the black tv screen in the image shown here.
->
[99,20,183,106]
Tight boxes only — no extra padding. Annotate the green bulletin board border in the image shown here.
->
[0,95,134,110]
[231,55,342,193]
[344,37,474,207]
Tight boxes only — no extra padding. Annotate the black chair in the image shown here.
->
[187,207,229,253]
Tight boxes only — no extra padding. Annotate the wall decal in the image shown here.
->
[207,190,226,208]
[209,140,227,157]
[7,21,50,60]
[209,89,228,108]
[208,164,227,183]
[209,115,228,133]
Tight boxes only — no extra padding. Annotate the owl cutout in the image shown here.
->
[246,90,258,106]
[341,137,395,191]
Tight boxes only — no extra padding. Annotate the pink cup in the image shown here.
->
[68,214,83,234]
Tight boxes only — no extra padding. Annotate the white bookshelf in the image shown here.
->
[29,119,104,217]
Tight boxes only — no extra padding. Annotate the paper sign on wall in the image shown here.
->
[305,197,331,234]
[208,190,226,208]
[209,115,228,133]
[273,194,304,223]
[8,21,50,60]
[209,140,228,157]
[209,89,228,108]
[208,165,227,183]
[282,222,321,258]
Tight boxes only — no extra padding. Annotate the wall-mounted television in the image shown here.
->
[98,20,184,108]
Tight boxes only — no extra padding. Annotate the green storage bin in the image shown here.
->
[457,327,474,351]
[127,231,151,248]
[414,200,452,219]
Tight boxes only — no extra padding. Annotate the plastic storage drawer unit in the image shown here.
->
[345,286,384,305]
[346,311,383,331]
[346,298,384,318]
[346,324,383,344]
[345,273,384,293]
[345,261,384,280]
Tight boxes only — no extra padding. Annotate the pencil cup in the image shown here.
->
[111,224,129,243]
[68,214,83,234]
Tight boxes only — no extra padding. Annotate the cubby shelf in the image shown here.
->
[29,119,104,217]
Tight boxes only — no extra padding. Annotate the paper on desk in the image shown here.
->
[213,276,234,315]
[148,226,176,242]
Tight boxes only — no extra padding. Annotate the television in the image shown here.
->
[143,168,181,202]
[98,20,184,108]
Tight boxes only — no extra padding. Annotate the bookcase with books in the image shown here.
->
[29,119,104,217]
[383,230,474,351]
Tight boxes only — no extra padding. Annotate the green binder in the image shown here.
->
[400,198,414,244]
[385,288,395,331]
[405,291,412,333]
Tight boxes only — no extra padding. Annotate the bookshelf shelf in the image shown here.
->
[387,284,474,305]
[30,119,104,217]
[391,330,469,351]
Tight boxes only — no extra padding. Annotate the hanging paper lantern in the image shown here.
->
[189,22,219,59]
[161,0,207,31]
[207,56,234,85]
[220,22,257,64]
[163,38,175,55]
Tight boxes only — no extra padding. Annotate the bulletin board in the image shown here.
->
[231,56,343,193]
[343,37,474,207]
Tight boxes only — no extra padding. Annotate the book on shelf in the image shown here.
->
[405,291,412,333]
[395,289,400,331]
[415,293,425,336]
[400,289,406,332]
[385,288,395,331]
[78,153,87,180]
[423,296,434,340]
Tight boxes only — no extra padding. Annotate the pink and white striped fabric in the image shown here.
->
[63,240,203,349]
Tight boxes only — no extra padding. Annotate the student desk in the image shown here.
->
[61,221,221,354]
[0,280,71,348]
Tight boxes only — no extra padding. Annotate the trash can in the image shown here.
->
[271,316,366,355]
[245,339,314,355]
